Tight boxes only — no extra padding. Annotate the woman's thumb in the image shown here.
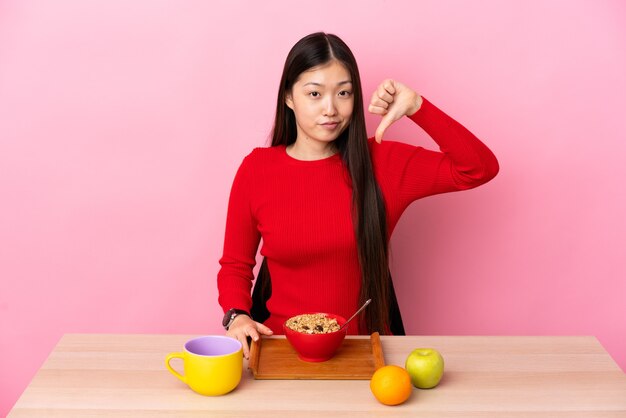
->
[258,323,274,335]
[375,113,394,143]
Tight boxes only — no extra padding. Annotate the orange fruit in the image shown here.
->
[370,365,412,406]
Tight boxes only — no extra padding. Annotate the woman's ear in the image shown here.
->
[285,92,294,110]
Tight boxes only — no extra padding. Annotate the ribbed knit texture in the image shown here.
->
[217,97,499,334]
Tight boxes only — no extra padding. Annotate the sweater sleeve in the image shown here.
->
[217,152,261,314]
[372,97,499,210]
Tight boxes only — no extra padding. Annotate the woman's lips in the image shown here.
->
[320,122,339,130]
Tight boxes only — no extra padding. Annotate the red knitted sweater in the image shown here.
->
[217,97,499,334]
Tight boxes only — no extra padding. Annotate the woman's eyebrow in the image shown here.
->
[302,80,353,87]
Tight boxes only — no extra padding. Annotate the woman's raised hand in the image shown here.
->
[226,314,273,360]
[368,79,423,143]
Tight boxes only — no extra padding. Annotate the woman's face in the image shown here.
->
[285,60,354,147]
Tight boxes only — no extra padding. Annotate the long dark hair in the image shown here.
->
[270,32,391,334]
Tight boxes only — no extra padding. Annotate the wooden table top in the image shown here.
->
[8,334,626,417]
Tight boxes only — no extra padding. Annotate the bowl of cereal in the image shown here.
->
[283,312,348,362]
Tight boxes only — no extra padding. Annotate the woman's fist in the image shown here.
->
[368,79,423,143]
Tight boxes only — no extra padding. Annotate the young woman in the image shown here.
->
[218,32,499,358]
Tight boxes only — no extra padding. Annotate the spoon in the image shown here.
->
[338,299,372,331]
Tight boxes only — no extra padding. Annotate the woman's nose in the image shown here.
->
[322,98,337,116]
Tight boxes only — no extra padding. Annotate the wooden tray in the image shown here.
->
[247,332,384,380]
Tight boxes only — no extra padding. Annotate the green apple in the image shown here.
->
[404,348,444,389]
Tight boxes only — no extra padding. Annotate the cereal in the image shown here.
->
[285,313,340,334]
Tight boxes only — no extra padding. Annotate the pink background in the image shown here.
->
[1,0,625,414]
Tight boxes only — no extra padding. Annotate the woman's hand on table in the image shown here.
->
[226,315,273,360]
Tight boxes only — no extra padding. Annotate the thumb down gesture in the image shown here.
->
[368,79,423,143]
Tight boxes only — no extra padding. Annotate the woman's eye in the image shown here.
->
[339,90,352,97]
[309,92,320,98]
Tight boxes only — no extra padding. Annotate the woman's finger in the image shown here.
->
[377,84,394,103]
[368,104,388,116]
[246,325,261,342]
[370,96,390,109]
[238,333,250,359]
[381,79,396,96]
[375,113,394,143]
[369,103,389,113]
[375,106,405,143]
[257,323,274,336]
